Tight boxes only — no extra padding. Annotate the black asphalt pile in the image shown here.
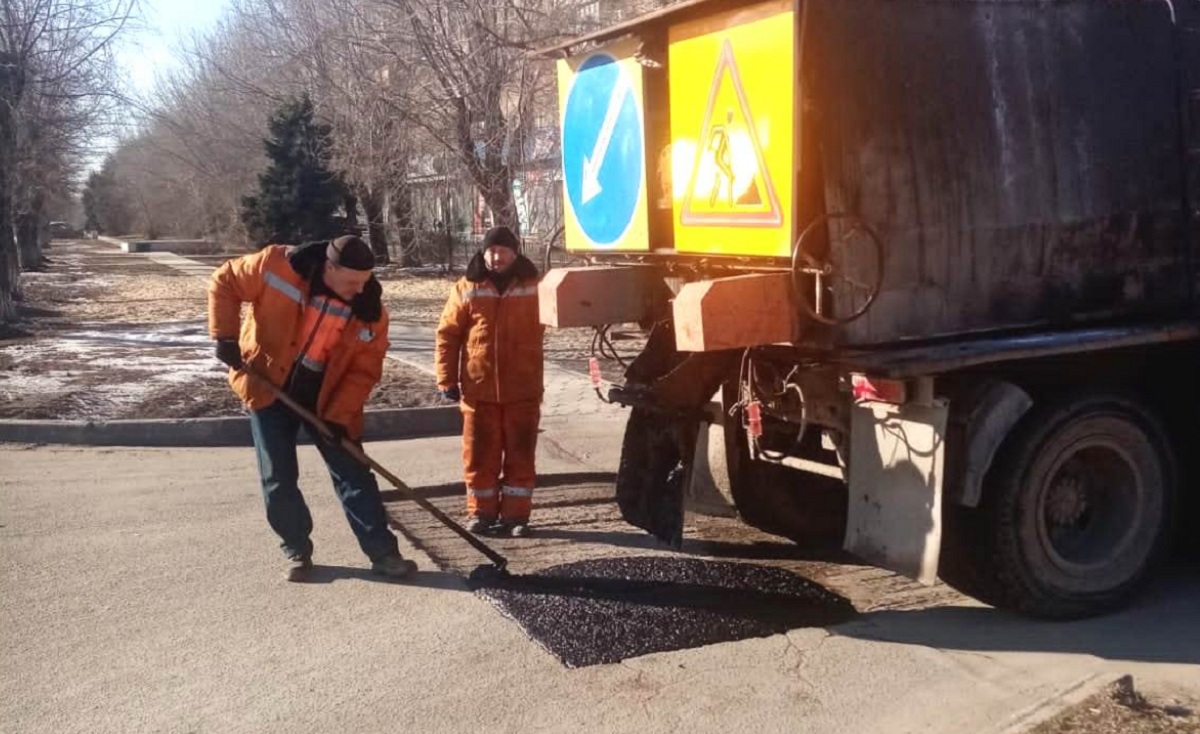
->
[469,556,857,668]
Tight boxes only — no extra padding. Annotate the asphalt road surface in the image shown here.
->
[2,437,1197,734]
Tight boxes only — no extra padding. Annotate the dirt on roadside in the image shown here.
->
[0,241,443,420]
[1030,677,1198,734]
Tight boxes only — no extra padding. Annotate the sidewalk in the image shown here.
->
[387,322,629,471]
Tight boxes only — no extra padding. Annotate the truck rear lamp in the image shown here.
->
[851,373,907,404]
[746,400,764,438]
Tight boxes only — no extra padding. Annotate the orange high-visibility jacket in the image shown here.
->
[207,242,390,438]
[435,252,544,404]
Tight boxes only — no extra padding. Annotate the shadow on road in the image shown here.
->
[527,527,664,550]
[381,472,616,502]
[296,565,470,592]
[836,566,1200,666]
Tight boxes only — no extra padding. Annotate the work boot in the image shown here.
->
[371,553,418,580]
[466,516,496,535]
[285,554,313,582]
[502,521,531,538]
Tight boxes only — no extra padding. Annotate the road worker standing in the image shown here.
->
[435,226,545,537]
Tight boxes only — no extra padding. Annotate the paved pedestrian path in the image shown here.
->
[387,323,623,416]
[144,251,216,277]
[97,237,217,277]
[387,322,628,470]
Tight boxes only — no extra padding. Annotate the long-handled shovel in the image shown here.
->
[242,364,510,577]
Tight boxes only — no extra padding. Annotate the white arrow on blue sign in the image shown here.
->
[562,53,645,248]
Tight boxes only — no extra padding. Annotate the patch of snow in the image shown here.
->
[0,372,69,395]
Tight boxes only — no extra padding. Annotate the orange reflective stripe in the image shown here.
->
[501,285,537,299]
[461,286,498,303]
[264,271,304,304]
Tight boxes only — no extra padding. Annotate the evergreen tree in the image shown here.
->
[241,94,344,246]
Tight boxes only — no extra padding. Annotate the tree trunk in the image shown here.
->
[0,148,16,318]
[451,92,520,238]
[360,189,390,266]
[0,216,17,321]
[343,192,359,233]
[388,184,415,268]
[16,193,45,271]
[0,54,23,323]
[482,188,519,235]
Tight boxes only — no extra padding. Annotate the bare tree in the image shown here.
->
[0,0,132,324]
[81,0,647,269]
[0,49,23,323]
[370,0,533,234]
[366,0,615,238]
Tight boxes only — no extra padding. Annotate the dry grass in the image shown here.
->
[1030,677,1198,734]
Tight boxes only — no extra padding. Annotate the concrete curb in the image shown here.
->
[990,673,1121,734]
[0,406,462,448]
[97,235,219,255]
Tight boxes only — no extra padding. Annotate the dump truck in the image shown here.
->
[535,0,1199,619]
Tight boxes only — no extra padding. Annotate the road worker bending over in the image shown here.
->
[208,235,417,582]
[435,226,545,537]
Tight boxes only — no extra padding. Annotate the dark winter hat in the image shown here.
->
[327,235,375,271]
[482,226,521,253]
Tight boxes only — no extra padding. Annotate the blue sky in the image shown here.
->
[118,0,232,96]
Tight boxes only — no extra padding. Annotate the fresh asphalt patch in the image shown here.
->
[467,556,856,668]
[387,481,860,668]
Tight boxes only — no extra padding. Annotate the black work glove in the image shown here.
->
[214,338,243,370]
[438,385,461,402]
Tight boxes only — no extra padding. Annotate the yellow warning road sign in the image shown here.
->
[668,0,795,257]
[681,39,782,227]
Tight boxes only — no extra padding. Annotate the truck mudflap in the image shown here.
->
[844,397,949,585]
[615,406,687,548]
[611,318,740,548]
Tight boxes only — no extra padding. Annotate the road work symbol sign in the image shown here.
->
[558,41,650,251]
[680,40,781,228]
[668,0,795,257]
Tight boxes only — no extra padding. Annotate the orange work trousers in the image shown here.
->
[461,398,540,522]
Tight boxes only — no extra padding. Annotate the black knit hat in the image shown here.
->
[327,235,375,271]
[481,226,520,253]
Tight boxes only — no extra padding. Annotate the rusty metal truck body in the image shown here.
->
[537,0,1200,618]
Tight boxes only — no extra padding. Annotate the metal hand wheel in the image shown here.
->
[790,212,885,326]
[541,225,588,272]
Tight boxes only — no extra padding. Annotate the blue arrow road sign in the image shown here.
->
[562,53,644,247]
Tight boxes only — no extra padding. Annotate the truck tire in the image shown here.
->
[973,395,1176,619]
[724,406,847,549]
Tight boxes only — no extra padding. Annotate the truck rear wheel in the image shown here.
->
[724,406,847,549]
[973,395,1175,619]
